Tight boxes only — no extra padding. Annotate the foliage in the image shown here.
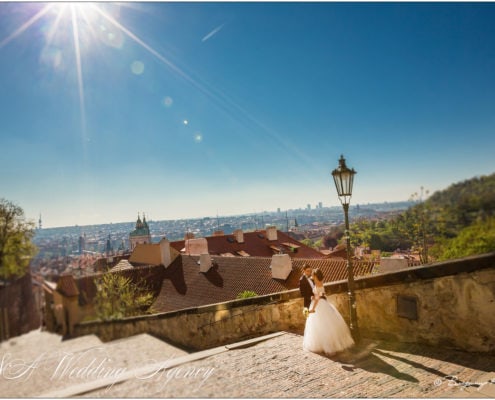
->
[392,188,433,263]
[300,238,313,248]
[426,173,495,234]
[0,198,37,281]
[351,217,405,252]
[430,217,495,260]
[313,239,323,249]
[347,173,495,262]
[323,226,344,249]
[93,273,155,320]
[237,290,258,299]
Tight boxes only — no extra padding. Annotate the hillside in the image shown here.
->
[425,172,495,236]
[346,172,495,261]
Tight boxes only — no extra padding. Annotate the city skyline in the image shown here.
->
[1,2,495,228]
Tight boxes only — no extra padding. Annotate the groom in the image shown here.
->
[299,264,314,309]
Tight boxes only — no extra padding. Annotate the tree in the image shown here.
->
[93,273,155,320]
[0,199,37,281]
[351,218,373,249]
[391,188,432,263]
[301,238,314,248]
[430,217,495,261]
[323,226,344,248]
[323,234,339,249]
[313,239,323,249]
[346,174,495,261]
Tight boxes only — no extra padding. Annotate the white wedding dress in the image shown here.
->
[303,286,354,355]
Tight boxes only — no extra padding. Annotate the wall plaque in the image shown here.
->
[397,295,418,320]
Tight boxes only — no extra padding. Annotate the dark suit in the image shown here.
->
[299,275,314,308]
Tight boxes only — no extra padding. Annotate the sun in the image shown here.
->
[0,2,271,161]
[0,2,135,151]
[44,2,125,54]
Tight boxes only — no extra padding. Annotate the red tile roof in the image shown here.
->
[152,255,375,313]
[67,252,375,316]
[170,230,326,259]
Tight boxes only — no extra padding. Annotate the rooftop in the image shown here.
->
[170,228,327,259]
[151,255,375,313]
[69,255,375,313]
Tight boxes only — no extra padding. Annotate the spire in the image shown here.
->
[136,213,143,229]
[106,234,113,255]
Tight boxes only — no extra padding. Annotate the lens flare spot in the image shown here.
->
[98,23,124,48]
[162,96,173,107]
[40,46,63,69]
[131,60,144,75]
[194,132,203,143]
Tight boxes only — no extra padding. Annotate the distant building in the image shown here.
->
[78,234,85,255]
[129,213,151,251]
[105,234,113,256]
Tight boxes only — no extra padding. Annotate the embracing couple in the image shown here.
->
[299,264,354,355]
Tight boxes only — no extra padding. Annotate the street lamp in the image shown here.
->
[331,155,360,342]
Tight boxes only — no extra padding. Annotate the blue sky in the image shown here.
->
[1,2,495,228]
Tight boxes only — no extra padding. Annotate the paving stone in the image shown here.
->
[2,329,495,398]
[0,330,187,398]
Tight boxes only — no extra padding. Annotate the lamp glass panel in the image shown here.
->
[333,173,343,196]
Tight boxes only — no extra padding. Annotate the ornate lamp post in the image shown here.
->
[331,155,360,342]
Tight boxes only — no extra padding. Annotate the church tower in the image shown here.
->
[129,213,152,251]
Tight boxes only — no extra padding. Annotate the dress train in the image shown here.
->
[303,295,354,355]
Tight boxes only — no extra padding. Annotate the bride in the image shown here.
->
[303,268,354,355]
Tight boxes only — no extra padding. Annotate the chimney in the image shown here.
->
[233,229,244,243]
[266,226,278,241]
[159,237,172,268]
[213,230,224,236]
[199,253,212,273]
[185,238,208,255]
[270,253,292,280]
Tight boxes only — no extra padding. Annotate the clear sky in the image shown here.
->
[1,2,495,228]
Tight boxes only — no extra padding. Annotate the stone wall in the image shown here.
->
[73,291,305,351]
[344,252,495,353]
[72,252,495,353]
[0,273,40,341]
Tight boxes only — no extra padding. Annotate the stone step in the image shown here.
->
[0,329,102,361]
[0,330,188,397]
[42,331,286,398]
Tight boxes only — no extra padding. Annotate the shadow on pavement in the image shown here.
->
[328,340,420,383]
[326,337,495,386]
[374,340,495,373]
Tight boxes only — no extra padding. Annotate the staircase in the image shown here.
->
[0,329,188,397]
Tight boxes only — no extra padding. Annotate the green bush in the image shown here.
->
[237,290,258,299]
[94,273,154,320]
